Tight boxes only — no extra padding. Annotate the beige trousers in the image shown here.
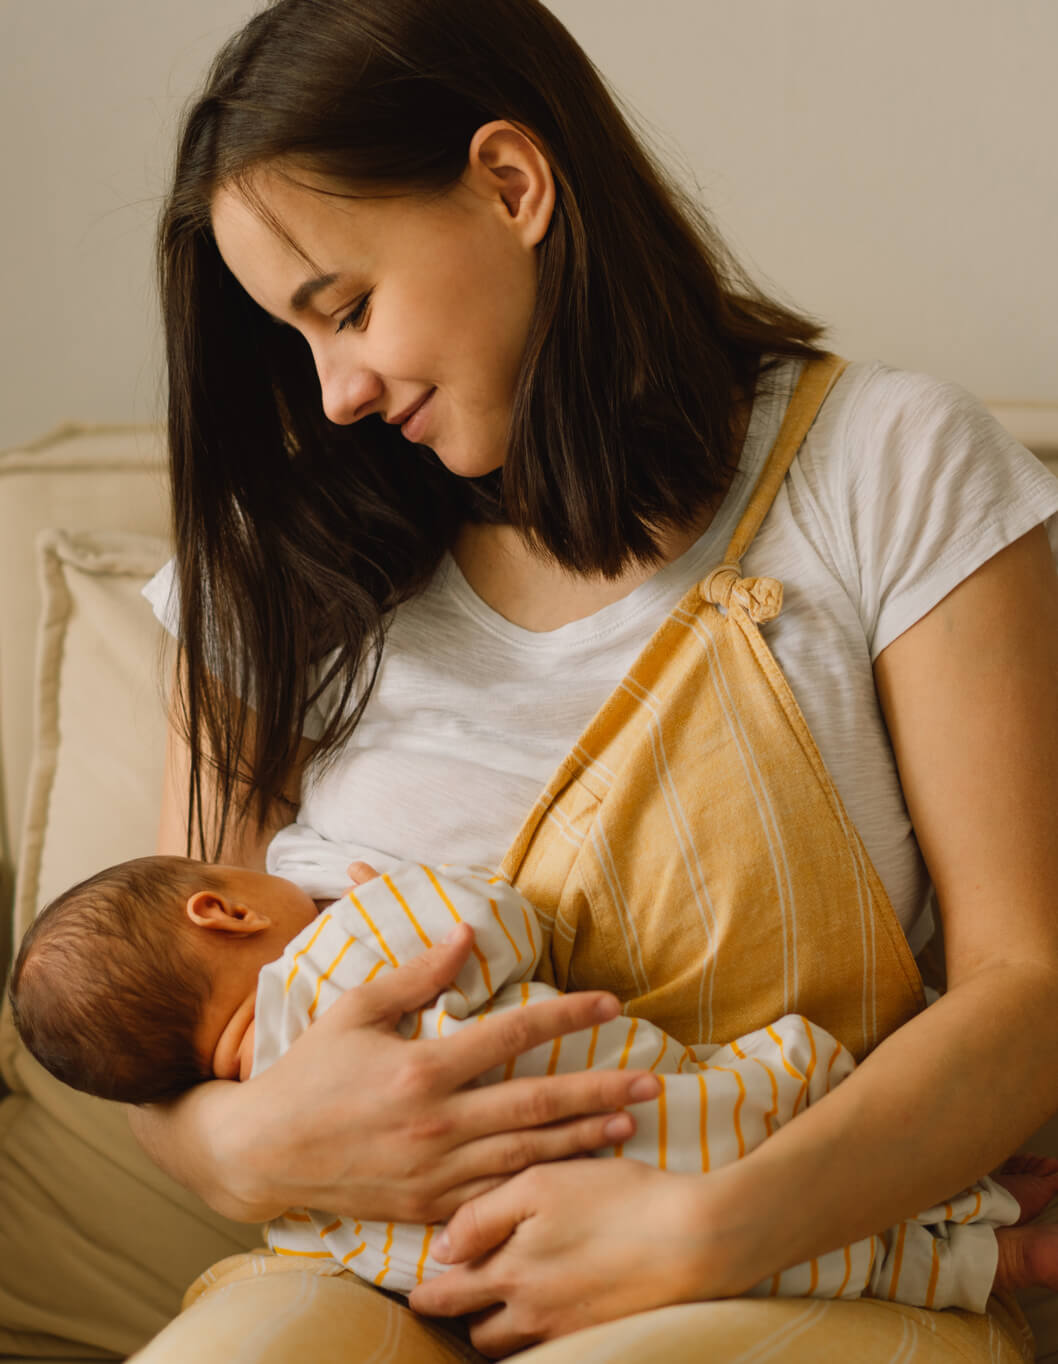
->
[129,1249,1034,1363]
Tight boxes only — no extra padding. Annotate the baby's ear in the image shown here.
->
[185,891,270,935]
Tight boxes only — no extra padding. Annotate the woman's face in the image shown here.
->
[210,124,555,478]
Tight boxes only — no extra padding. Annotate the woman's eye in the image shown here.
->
[336,293,372,334]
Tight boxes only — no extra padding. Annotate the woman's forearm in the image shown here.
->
[128,1082,286,1223]
[705,961,1058,1291]
[704,539,1058,1292]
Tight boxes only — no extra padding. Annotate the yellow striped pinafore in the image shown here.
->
[501,353,924,1062]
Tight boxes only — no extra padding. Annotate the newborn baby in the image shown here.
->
[10,854,1058,1308]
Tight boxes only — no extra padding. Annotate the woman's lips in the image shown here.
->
[401,388,436,441]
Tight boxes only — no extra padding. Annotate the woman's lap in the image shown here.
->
[128,1251,1035,1364]
[518,1295,1034,1364]
[127,1252,484,1364]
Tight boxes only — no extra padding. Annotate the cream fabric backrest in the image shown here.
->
[0,425,170,981]
[0,427,259,1363]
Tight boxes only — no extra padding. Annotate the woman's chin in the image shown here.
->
[431,440,506,481]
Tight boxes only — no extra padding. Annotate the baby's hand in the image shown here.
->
[346,860,381,886]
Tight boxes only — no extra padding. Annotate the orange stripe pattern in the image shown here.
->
[257,866,1015,1309]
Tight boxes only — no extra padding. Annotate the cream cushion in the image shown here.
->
[0,426,170,910]
[0,526,258,1360]
[12,531,173,941]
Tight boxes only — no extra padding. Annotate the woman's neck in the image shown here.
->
[450,514,713,634]
[451,398,751,634]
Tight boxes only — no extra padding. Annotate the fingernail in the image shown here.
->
[594,994,620,1020]
[629,1075,661,1101]
[432,1230,450,1260]
[442,925,463,944]
[604,1113,633,1140]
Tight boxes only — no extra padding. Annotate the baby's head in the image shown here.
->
[8,855,318,1104]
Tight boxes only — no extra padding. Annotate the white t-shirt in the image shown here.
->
[146,359,1058,955]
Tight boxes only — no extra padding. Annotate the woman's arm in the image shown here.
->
[135,669,662,1223]
[131,922,657,1223]
[410,525,1058,1353]
[711,523,1058,1270]
[154,661,305,867]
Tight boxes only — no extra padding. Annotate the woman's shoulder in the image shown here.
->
[786,356,1058,658]
[812,358,1011,457]
[799,354,1054,511]
[758,354,1028,509]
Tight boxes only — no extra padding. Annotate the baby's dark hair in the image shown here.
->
[8,855,223,1104]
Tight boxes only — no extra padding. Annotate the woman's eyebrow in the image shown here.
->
[290,272,340,311]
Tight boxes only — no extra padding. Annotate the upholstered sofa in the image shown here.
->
[1,420,1056,1361]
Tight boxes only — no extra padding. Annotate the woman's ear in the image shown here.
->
[465,120,555,248]
[185,890,270,935]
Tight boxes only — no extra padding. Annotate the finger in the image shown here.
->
[438,989,638,1087]
[468,1308,536,1361]
[428,1105,638,1219]
[346,860,380,884]
[432,1177,528,1266]
[440,1111,638,1207]
[426,1115,639,1226]
[430,1175,511,1222]
[410,1258,510,1319]
[454,1064,659,1139]
[327,923,475,1027]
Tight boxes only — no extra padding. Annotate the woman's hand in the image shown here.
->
[409,1159,748,1357]
[166,924,660,1224]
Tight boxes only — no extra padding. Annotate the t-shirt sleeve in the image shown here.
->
[142,557,180,638]
[816,364,1058,660]
[140,557,329,740]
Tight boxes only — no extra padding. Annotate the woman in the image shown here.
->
[132,0,1058,1359]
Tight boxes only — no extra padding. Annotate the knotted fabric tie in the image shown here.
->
[699,562,784,623]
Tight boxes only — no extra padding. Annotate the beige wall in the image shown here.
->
[2,0,1056,451]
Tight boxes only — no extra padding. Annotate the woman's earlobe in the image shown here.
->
[185,890,270,934]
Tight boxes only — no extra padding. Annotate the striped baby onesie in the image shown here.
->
[251,862,1016,1308]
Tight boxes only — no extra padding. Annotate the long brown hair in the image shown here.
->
[159,0,826,856]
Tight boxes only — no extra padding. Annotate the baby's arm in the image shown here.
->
[346,863,545,1021]
[254,862,545,1068]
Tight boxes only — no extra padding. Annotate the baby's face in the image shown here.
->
[185,868,319,1083]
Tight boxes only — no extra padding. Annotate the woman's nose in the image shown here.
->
[316,353,385,426]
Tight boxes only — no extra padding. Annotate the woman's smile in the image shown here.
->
[394,387,437,442]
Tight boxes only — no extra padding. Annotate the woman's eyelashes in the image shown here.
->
[335,292,372,334]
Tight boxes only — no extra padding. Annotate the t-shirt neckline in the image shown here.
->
[436,362,794,651]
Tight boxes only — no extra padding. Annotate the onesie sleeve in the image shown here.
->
[266,822,406,897]
[344,864,544,1016]
[813,364,1058,660]
[251,864,545,1078]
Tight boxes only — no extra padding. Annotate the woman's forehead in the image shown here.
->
[210,166,444,273]
[212,170,340,266]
